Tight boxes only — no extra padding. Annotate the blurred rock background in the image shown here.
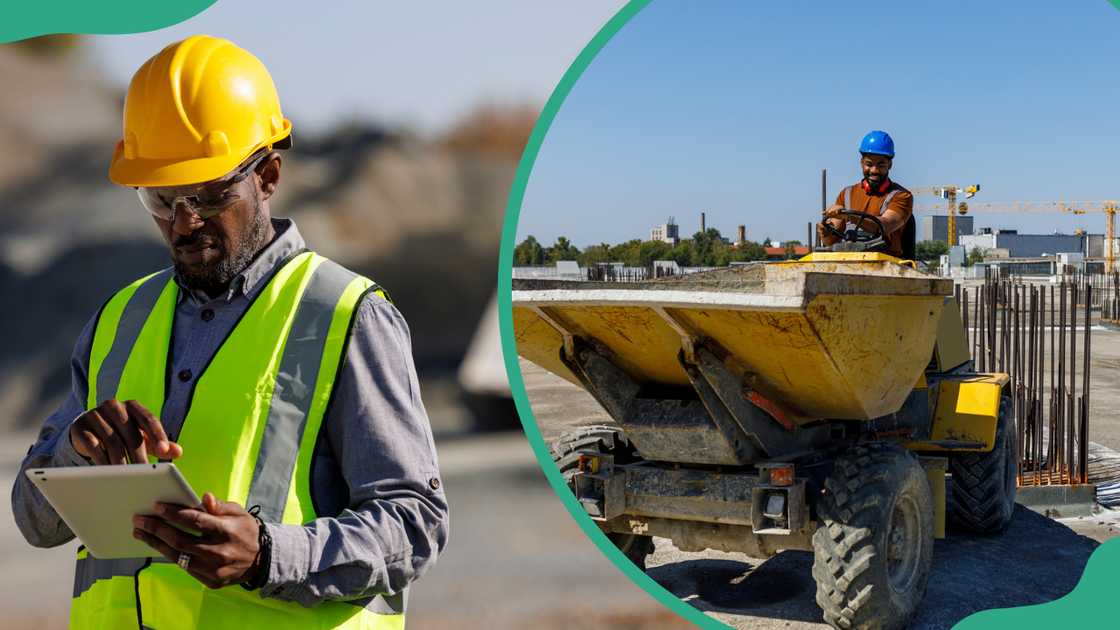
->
[0,35,530,432]
[0,5,691,627]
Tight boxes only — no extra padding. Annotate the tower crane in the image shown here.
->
[909,185,981,247]
[923,200,1118,273]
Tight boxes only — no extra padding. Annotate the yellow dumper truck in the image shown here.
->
[513,217,1016,630]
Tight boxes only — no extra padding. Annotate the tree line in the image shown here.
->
[514,229,796,268]
[516,231,962,269]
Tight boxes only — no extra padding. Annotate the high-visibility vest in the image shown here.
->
[68,251,406,630]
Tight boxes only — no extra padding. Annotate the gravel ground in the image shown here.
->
[521,352,1120,629]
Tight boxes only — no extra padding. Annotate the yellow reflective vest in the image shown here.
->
[68,251,405,630]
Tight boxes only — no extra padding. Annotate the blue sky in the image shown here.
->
[518,0,1120,248]
[91,1,624,135]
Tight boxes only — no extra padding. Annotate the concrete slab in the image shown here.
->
[1016,484,1098,518]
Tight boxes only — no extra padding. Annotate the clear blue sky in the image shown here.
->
[518,0,1120,248]
[91,1,624,135]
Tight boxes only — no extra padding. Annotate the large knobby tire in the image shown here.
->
[949,395,1017,534]
[551,425,655,570]
[812,443,934,630]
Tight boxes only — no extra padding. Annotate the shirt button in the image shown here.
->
[428,477,441,491]
[178,369,192,382]
[201,309,215,322]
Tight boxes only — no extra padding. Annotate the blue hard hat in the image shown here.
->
[859,130,895,158]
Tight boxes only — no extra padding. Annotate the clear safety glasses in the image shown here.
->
[136,150,270,222]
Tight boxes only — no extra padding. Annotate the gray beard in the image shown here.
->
[174,199,271,297]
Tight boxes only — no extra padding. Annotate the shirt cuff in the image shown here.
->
[50,416,92,468]
[260,523,310,598]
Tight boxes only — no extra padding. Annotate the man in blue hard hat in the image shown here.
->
[818,130,914,258]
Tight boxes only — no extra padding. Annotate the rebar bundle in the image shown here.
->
[961,272,1092,486]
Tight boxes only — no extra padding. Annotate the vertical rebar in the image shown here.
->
[1034,287,1041,477]
[977,285,986,372]
[1069,282,1078,483]
[1082,284,1091,484]
[1058,282,1066,481]
[998,282,1006,375]
[1050,285,1056,399]
[962,288,971,350]
[1037,286,1046,485]
[1067,391,1075,484]
[1012,284,1020,423]
[994,280,1003,376]
[1025,286,1035,485]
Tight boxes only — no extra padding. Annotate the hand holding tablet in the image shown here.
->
[132,492,265,589]
[26,463,200,559]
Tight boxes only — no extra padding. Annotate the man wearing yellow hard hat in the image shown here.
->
[12,35,447,629]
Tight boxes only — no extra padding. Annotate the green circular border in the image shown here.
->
[0,0,216,42]
[496,2,1120,628]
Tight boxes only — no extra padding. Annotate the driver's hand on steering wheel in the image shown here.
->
[822,204,846,219]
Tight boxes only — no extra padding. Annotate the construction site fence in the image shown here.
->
[584,265,718,282]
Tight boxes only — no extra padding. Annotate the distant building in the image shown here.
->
[959,229,1095,258]
[1085,233,1106,258]
[976,256,1105,278]
[919,215,974,243]
[651,218,680,245]
[764,245,810,261]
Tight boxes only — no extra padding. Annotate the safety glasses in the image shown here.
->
[136,150,270,222]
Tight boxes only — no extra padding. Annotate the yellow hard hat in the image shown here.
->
[109,34,292,187]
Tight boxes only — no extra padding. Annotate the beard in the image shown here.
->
[173,196,271,296]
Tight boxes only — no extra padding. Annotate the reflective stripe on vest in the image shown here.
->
[69,252,404,630]
[843,185,899,217]
[880,189,899,211]
[842,185,900,251]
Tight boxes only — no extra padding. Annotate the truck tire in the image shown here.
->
[812,443,934,630]
[949,395,1017,534]
[551,425,655,571]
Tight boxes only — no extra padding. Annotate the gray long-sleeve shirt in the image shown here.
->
[11,218,448,607]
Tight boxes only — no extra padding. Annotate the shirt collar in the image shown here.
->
[175,217,306,304]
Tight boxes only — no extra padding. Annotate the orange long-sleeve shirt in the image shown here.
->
[834,181,913,257]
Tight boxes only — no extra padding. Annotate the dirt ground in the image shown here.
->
[521,329,1120,630]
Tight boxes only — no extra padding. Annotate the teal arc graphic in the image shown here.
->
[0,0,217,43]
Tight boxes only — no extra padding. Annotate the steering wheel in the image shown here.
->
[819,209,885,243]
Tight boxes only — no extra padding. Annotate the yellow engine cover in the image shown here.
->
[905,374,1008,452]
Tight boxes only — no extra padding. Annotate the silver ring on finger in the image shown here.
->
[177,552,191,570]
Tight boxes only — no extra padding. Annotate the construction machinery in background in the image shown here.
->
[910,184,982,246]
[938,200,1119,274]
[512,210,1036,629]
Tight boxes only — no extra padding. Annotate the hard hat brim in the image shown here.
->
[108,126,292,188]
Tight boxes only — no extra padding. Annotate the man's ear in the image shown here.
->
[258,154,282,200]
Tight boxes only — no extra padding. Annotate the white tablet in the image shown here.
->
[26,463,201,559]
